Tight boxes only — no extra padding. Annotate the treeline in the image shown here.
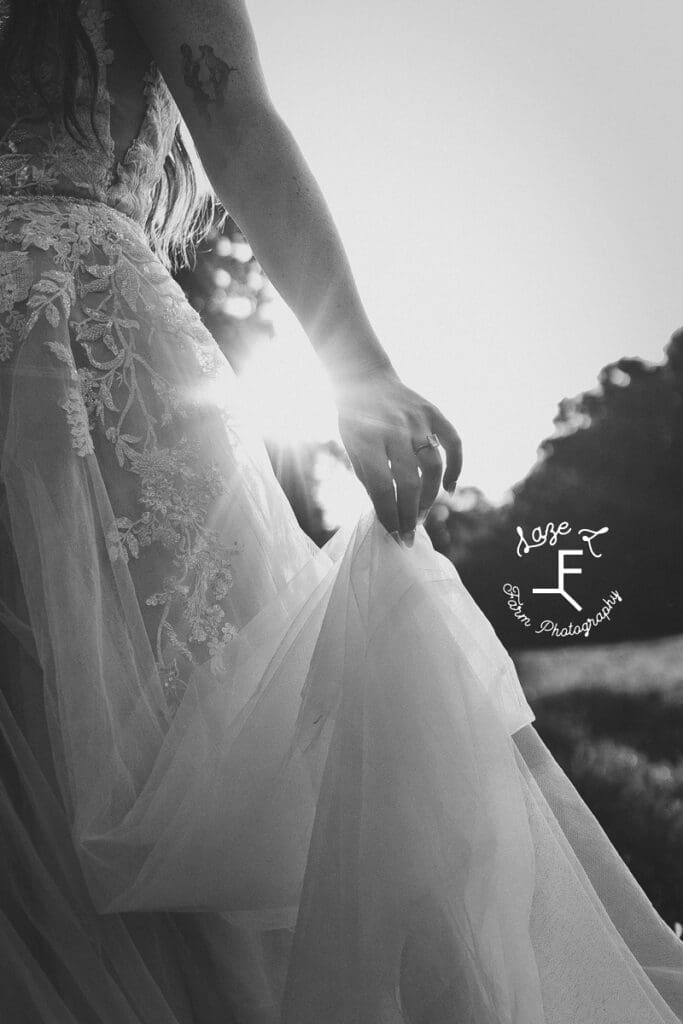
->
[176,216,683,649]
[425,335,683,648]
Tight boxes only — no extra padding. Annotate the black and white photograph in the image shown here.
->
[1,0,682,1021]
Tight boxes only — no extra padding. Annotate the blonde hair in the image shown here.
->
[0,0,224,269]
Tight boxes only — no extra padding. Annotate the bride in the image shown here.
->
[0,1,681,1021]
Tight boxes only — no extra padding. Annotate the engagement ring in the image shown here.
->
[412,433,440,453]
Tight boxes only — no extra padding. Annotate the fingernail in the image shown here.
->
[390,531,403,547]
[402,530,415,548]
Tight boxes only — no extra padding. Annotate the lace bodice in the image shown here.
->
[0,0,181,226]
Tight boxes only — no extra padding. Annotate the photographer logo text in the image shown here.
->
[503,520,622,639]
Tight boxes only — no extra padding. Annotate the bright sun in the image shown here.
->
[239,301,338,447]
[239,298,371,529]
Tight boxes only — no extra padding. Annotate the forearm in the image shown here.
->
[211,105,398,385]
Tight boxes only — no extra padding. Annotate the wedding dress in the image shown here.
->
[0,1,681,1021]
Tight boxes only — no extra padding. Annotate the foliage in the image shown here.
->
[176,222,683,637]
[174,216,274,373]
[174,217,683,935]
[531,686,683,928]
[427,332,683,646]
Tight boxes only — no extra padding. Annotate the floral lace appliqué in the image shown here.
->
[1,197,239,709]
[0,0,229,709]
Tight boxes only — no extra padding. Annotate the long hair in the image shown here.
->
[0,0,221,268]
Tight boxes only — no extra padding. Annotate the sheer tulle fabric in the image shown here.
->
[1,203,682,1022]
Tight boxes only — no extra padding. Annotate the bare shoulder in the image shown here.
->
[121,0,273,162]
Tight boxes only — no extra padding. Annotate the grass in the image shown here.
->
[512,636,683,930]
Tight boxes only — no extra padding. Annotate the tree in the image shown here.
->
[427,338,683,647]
[174,217,273,373]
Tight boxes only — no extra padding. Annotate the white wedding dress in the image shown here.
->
[1,2,682,1021]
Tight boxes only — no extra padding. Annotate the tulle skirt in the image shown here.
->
[1,194,682,1023]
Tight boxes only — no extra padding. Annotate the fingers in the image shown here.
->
[388,442,422,541]
[431,409,463,492]
[416,445,443,519]
[356,437,446,544]
[341,394,463,542]
[346,449,366,489]
[357,451,400,536]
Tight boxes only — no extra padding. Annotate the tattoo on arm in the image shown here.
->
[180,43,238,125]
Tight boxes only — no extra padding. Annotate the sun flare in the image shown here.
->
[239,303,339,447]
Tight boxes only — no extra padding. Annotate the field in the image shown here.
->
[512,634,683,930]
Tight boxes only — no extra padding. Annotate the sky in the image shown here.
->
[245,0,683,506]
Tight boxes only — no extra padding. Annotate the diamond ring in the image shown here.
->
[412,433,440,453]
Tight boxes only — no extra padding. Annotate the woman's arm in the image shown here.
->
[123,0,389,382]
[124,0,462,541]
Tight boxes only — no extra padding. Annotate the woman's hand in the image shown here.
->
[334,368,463,545]
[125,3,459,525]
